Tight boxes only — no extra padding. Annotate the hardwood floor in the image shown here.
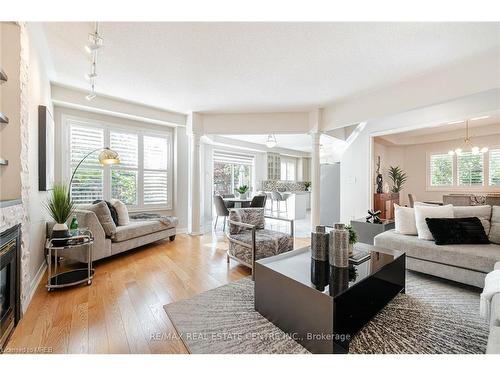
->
[6,233,310,354]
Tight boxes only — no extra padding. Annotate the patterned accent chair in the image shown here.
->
[226,208,294,279]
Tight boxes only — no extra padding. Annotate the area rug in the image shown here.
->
[164,271,489,354]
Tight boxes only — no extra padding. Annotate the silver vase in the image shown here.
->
[329,223,349,268]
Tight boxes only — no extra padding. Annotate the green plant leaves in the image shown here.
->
[388,166,408,193]
[44,184,75,224]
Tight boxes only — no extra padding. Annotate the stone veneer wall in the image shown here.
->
[261,180,310,192]
[19,22,31,310]
[0,23,32,311]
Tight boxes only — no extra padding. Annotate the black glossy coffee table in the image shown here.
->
[254,243,405,354]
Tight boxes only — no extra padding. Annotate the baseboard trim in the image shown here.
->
[23,262,47,314]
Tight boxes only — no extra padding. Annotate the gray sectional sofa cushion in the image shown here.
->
[490,206,500,244]
[374,230,500,273]
[87,201,117,237]
[453,205,492,234]
[112,220,170,242]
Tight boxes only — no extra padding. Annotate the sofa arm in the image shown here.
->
[74,209,109,259]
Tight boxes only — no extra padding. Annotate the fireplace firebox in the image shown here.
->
[0,224,21,353]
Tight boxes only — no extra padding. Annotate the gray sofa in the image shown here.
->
[74,208,177,261]
[487,262,500,354]
[374,205,500,288]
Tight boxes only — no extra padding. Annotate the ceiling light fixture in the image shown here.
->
[84,22,103,101]
[265,134,277,148]
[448,119,488,156]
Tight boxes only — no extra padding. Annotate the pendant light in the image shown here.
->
[265,134,277,148]
[448,119,488,156]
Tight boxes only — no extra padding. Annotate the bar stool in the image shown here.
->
[271,191,288,217]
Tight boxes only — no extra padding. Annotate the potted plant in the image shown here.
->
[44,183,75,239]
[235,185,250,199]
[388,166,408,194]
[304,181,311,192]
[345,224,358,256]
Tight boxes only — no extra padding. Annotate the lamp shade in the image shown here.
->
[99,148,120,165]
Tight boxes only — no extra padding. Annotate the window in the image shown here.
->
[70,125,105,204]
[457,152,484,186]
[490,148,500,186]
[67,118,172,209]
[213,151,253,195]
[429,153,453,186]
[280,157,296,181]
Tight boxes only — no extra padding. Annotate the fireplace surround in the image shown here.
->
[0,224,21,352]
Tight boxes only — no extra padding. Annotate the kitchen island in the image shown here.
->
[266,191,310,219]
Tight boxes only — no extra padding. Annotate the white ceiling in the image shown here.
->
[39,22,500,113]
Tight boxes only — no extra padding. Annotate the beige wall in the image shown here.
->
[374,128,500,206]
[0,23,22,200]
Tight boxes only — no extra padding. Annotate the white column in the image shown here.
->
[188,132,202,235]
[310,132,321,228]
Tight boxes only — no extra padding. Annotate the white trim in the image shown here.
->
[23,262,47,314]
[62,113,174,210]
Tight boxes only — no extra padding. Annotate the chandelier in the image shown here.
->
[448,119,488,156]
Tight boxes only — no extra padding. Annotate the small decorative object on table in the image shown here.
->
[366,209,382,223]
[234,185,249,199]
[345,224,358,256]
[329,223,349,268]
[44,183,75,239]
[376,155,383,194]
[304,181,311,192]
[45,229,94,291]
[310,225,329,291]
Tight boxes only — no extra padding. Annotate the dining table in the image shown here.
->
[222,197,253,208]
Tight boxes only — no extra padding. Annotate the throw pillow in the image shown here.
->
[110,199,130,226]
[414,204,454,240]
[425,217,490,245]
[394,204,417,235]
[490,206,500,245]
[89,201,117,237]
[453,205,492,234]
[92,199,119,226]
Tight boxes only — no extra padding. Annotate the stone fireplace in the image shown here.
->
[0,223,21,352]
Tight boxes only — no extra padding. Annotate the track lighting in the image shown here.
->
[265,134,277,148]
[83,22,103,101]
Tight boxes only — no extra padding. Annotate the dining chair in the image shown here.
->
[271,191,288,216]
[213,195,230,231]
[408,194,415,208]
[250,194,267,208]
[222,194,235,208]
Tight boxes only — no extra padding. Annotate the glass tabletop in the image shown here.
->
[257,243,404,298]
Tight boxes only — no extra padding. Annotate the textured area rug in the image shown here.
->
[164,271,489,354]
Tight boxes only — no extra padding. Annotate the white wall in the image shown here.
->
[339,88,500,222]
[201,112,310,134]
[25,24,53,304]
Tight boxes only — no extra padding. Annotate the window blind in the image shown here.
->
[143,135,169,205]
[489,148,500,186]
[70,124,104,204]
[429,153,453,186]
[457,152,484,186]
[213,150,254,166]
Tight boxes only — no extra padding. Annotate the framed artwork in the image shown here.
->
[38,105,55,191]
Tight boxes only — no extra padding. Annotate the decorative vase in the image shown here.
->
[376,173,383,193]
[239,192,248,199]
[311,225,330,291]
[52,222,70,239]
[329,223,349,268]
